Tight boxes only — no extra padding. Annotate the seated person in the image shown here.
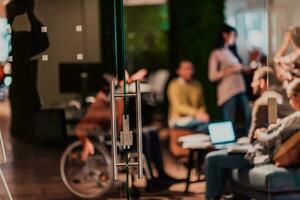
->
[248,67,294,143]
[205,69,299,200]
[167,59,209,132]
[77,70,179,190]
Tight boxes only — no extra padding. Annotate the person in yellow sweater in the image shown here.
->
[167,60,210,132]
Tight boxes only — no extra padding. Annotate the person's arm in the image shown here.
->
[208,51,223,82]
[274,31,292,63]
[248,104,268,143]
[76,124,95,161]
[76,91,117,161]
[208,51,242,82]
[128,69,147,83]
[27,5,49,56]
[167,81,198,116]
[255,115,298,148]
[0,1,7,18]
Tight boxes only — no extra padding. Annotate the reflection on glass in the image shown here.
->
[3,0,300,199]
[266,0,300,199]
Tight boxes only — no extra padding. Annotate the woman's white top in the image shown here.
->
[208,48,246,106]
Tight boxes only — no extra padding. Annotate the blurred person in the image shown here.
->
[273,26,300,64]
[205,68,296,200]
[0,0,11,63]
[246,79,300,164]
[78,69,149,160]
[208,24,251,136]
[248,67,294,143]
[77,69,181,191]
[249,48,266,68]
[167,59,209,132]
[8,0,49,139]
[273,26,300,83]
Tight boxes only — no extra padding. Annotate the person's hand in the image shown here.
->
[81,138,95,161]
[275,65,291,82]
[119,69,148,85]
[223,64,242,76]
[279,66,293,82]
[96,91,108,100]
[254,128,266,139]
[127,68,148,84]
[241,66,255,74]
[231,64,243,72]
[2,0,10,6]
[237,137,250,145]
[196,111,210,123]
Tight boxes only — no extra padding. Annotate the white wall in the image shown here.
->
[226,0,300,62]
[225,0,267,64]
[12,0,101,106]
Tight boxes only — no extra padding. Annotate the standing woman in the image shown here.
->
[208,24,251,136]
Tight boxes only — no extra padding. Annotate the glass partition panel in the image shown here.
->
[267,0,300,199]
[5,0,300,199]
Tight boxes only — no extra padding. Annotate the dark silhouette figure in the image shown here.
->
[8,0,49,140]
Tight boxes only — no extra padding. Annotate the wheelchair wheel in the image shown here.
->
[60,141,113,199]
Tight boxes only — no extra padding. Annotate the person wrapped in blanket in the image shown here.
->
[76,69,181,192]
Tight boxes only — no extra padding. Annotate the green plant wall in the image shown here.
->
[169,0,225,119]
[125,5,170,73]
[101,0,225,118]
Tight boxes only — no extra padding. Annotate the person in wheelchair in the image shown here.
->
[76,69,181,191]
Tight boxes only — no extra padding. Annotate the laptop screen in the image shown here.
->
[208,121,236,144]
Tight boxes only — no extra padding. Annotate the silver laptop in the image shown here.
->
[208,121,237,149]
[208,121,251,153]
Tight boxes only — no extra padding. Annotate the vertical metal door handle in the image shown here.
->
[136,81,143,179]
[110,81,118,180]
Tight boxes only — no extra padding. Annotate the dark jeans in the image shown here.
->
[142,127,166,179]
[205,150,251,199]
[221,93,251,137]
[174,118,208,133]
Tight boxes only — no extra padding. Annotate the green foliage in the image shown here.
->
[102,0,225,118]
[125,5,170,72]
[169,0,224,118]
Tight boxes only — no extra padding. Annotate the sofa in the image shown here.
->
[232,164,300,200]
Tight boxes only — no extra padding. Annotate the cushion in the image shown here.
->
[169,129,192,157]
[232,164,300,192]
[273,132,300,167]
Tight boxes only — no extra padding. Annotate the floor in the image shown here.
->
[0,101,206,200]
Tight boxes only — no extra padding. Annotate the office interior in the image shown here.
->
[0,0,299,199]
